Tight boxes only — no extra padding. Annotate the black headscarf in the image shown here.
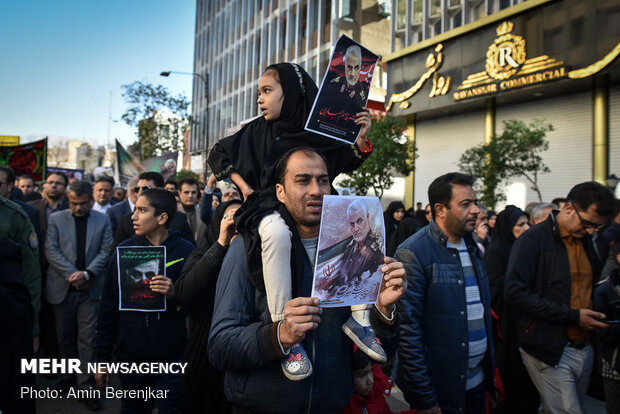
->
[205,200,243,247]
[487,206,526,262]
[387,216,422,256]
[383,201,405,242]
[485,205,527,312]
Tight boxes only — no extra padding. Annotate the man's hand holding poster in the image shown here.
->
[117,246,166,312]
[305,34,380,144]
[311,195,385,307]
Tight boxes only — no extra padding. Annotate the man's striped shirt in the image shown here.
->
[447,239,487,390]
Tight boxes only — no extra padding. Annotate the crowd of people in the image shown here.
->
[0,61,619,414]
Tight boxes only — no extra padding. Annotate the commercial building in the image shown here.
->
[190,0,391,175]
[385,0,620,208]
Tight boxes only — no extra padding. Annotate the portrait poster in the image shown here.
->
[0,138,47,181]
[48,167,84,181]
[142,151,178,182]
[117,246,166,312]
[305,34,380,144]
[311,195,385,307]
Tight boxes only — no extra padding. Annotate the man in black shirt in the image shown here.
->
[45,180,113,410]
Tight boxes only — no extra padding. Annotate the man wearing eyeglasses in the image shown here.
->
[112,171,195,248]
[505,181,615,414]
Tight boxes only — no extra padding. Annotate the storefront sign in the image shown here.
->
[453,22,569,101]
[385,0,620,116]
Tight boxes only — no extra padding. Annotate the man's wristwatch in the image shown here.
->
[83,271,90,281]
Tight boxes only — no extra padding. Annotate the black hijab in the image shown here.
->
[487,205,526,261]
[485,205,526,310]
[205,200,243,247]
[384,201,405,241]
[387,216,422,256]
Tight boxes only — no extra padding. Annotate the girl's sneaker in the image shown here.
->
[342,315,387,363]
[281,342,313,381]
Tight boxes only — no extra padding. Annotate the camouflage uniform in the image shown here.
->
[0,196,41,336]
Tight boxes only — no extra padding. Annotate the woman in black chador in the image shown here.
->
[175,200,242,414]
[485,205,539,414]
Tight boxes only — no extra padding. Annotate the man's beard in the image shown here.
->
[46,191,63,201]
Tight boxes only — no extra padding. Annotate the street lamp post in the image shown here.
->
[160,70,209,178]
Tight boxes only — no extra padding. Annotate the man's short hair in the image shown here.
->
[566,182,615,217]
[347,199,368,218]
[127,176,139,190]
[114,187,127,196]
[178,178,198,189]
[274,147,328,186]
[48,171,68,186]
[343,45,362,63]
[427,173,474,219]
[551,197,567,206]
[18,173,33,181]
[165,178,177,188]
[531,202,557,222]
[477,202,489,215]
[139,188,177,228]
[0,166,15,183]
[95,175,115,187]
[67,180,93,198]
[138,171,164,188]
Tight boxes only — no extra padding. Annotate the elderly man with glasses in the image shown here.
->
[505,181,615,414]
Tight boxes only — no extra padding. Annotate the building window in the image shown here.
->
[429,0,441,18]
[413,0,423,24]
[396,0,407,30]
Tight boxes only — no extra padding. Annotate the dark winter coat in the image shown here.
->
[94,231,195,363]
[394,220,495,413]
[504,212,602,366]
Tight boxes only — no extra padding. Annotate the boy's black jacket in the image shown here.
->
[94,230,195,363]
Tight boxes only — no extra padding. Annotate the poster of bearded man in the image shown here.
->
[305,34,380,144]
[117,246,166,311]
[312,196,385,307]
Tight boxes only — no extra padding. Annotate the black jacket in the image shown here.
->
[505,212,601,366]
[113,211,195,249]
[0,236,35,414]
[175,240,230,414]
[94,231,195,363]
[209,236,398,414]
[395,220,495,413]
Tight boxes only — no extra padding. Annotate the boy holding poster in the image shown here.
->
[94,188,195,412]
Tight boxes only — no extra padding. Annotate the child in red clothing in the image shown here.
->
[345,346,416,414]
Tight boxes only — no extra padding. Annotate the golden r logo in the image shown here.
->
[485,21,526,80]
